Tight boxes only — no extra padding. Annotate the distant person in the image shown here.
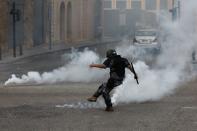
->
[87,49,138,112]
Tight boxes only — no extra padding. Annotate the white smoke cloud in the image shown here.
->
[112,0,197,104]
[112,61,182,104]
[5,49,107,85]
[4,0,197,107]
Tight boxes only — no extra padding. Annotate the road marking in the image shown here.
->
[56,104,74,108]
[182,107,197,110]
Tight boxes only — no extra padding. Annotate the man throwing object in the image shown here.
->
[87,49,138,112]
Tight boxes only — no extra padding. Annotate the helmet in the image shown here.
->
[106,49,117,58]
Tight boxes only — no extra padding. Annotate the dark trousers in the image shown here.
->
[93,78,122,107]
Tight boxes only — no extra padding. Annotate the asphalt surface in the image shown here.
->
[0,82,197,131]
[0,48,197,131]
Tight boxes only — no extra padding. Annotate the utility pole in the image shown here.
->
[177,0,181,20]
[96,0,103,42]
[170,0,181,21]
[0,46,2,60]
[48,0,52,50]
[172,0,177,21]
[10,2,23,57]
[10,2,17,57]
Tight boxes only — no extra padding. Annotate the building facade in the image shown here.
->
[51,0,101,44]
[104,0,172,11]
[0,0,102,58]
[103,0,173,37]
[0,0,9,55]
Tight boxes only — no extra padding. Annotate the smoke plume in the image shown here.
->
[112,0,197,104]
[5,49,107,85]
[4,0,197,107]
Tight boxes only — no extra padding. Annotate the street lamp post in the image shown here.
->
[169,0,181,21]
[48,0,52,50]
[10,1,23,57]
[0,46,2,60]
[10,2,17,57]
[177,0,181,20]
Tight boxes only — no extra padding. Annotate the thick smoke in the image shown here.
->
[4,0,197,107]
[112,0,197,104]
[5,49,107,85]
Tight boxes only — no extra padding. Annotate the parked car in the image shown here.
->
[132,29,161,63]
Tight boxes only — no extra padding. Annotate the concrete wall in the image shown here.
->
[103,9,120,37]
[24,0,34,48]
[51,0,98,45]
[103,0,173,38]
[0,0,101,56]
[0,0,9,52]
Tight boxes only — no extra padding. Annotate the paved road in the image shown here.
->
[0,81,197,131]
[0,47,197,131]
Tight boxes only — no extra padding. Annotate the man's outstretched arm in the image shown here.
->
[89,64,106,69]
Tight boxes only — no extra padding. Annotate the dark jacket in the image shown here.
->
[103,55,130,80]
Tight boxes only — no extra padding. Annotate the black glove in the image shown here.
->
[134,74,138,80]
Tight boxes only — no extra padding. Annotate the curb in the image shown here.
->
[0,39,121,64]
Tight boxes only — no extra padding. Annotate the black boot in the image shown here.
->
[105,106,114,112]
